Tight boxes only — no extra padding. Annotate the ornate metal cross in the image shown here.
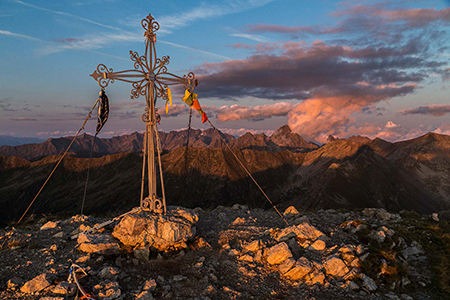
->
[90,14,198,214]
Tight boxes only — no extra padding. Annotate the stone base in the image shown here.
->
[112,206,198,252]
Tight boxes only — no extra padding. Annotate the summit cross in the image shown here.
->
[90,14,198,214]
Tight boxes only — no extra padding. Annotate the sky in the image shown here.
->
[0,0,449,143]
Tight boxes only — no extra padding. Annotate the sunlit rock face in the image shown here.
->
[112,206,198,252]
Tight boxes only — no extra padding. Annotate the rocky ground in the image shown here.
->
[0,205,448,300]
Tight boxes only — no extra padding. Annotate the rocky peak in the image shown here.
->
[272,125,292,137]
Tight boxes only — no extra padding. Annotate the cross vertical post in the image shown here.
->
[90,14,198,214]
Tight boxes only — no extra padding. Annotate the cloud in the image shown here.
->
[11,0,123,31]
[11,117,37,121]
[213,102,295,122]
[159,40,231,61]
[398,104,450,117]
[157,0,275,33]
[0,29,44,42]
[385,121,398,128]
[230,33,270,43]
[157,104,188,117]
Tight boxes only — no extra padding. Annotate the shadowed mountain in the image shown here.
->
[1,130,450,224]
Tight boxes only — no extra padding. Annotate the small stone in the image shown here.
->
[40,221,59,230]
[49,244,57,251]
[53,232,64,238]
[142,279,157,292]
[432,213,439,222]
[369,230,386,243]
[94,280,121,299]
[238,254,254,262]
[401,294,413,300]
[361,273,377,291]
[243,240,261,253]
[228,249,240,257]
[76,255,90,263]
[266,242,293,265]
[134,247,150,263]
[51,282,76,295]
[136,290,154,300]
[305,269,325,285]
[348,281,359,290]
[173,275,187,282]
[7,277,23,290]
[232,217,246,225]
[77,233,120,255]
[99,266,120,280]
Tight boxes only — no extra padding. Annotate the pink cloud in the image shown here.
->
[398,104,450,117]
[214,102,295,122]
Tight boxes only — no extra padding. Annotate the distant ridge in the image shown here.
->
[0,135,44,147]
[0,125,318,160]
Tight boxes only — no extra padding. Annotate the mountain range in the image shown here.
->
[0,125,449,224]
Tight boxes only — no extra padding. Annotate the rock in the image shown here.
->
[385,292,401,300]
[285,257,313,280]
[134,247,150,263]
[305,269,325,285]
[243,240,261,253]
[112,207,198,252]
[278,257,296,274]
[308,240,326,251]
[238,254,254,262]
[232,217,246,225]
[323,256,349,278]
[369,230,386,243]
[76,255,90,263]
[40,221,59,231]
[40,297,64,300]
[173,275,187,282]
[231,204,248,210]
[360,273,377,292]
[190,237,211,250]
[432,213,439,222]
[228,249,240,257]
[51,282,76,295]
[401,294,413,300]
[283,206,299,218]
[362,208,391,221]
[277,223,325,242]
[78,233,120,255]
[53,232,64,238]
[99,266,120,280]
[348,281,359,290]
[136,290,154,300]
[20,273,55,294]
[402,241,425,259]
[266,242,293,265]
[7,277,23,290]
[94,280,121,300]
[142,279,157,292]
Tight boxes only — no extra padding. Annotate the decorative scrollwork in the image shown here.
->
[142,108,150,123]
[142,14,160,41]
[131,80,148,99]
[142,197,151,211]
[183,72,198,91]
[90,64,115,88]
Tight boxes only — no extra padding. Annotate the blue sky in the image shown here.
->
[1,0,449,143]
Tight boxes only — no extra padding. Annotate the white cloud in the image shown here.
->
[385,121,398,128]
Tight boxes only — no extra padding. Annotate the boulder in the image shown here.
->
[323,255,349,278]
[77,233,120,255]
[278,257,296,274]
[308,240,326,251]
[20,273,55,294]
[266,242,293,265]
[277,223,324,242]
[113,207,198,252]
[283,206,299,218]
[285,257,313,280]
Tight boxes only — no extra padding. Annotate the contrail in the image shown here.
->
[160,40,231,61]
